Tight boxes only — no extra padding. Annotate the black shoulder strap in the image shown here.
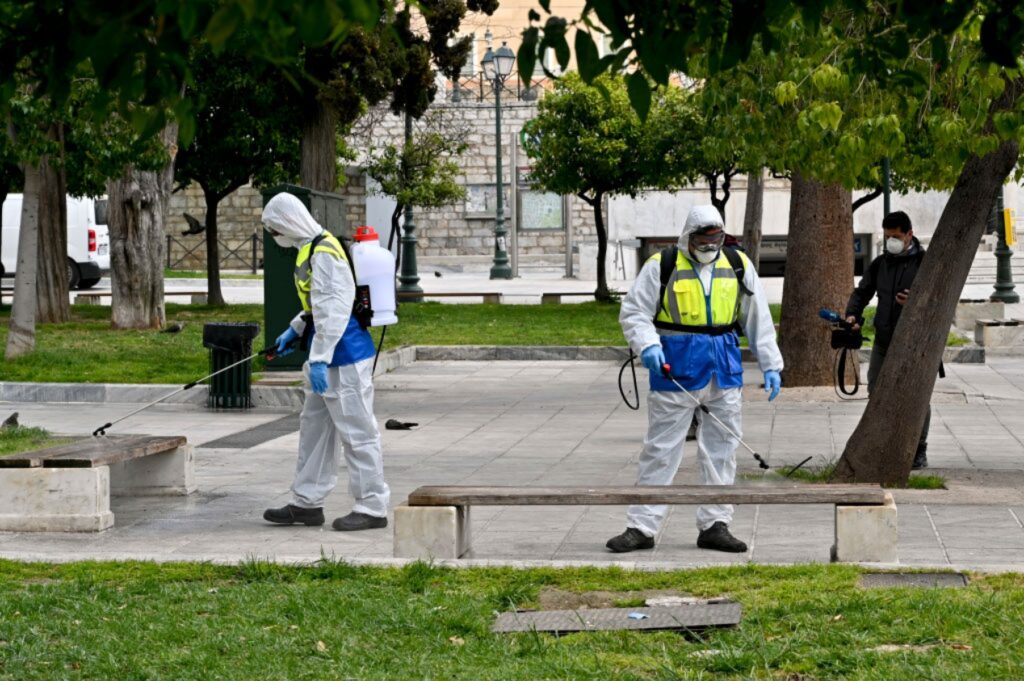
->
[657,246,677,319]
[722,246,752,296]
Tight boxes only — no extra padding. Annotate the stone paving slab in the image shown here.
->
[1,358,1024,570]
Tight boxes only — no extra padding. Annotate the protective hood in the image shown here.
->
[262,193,323,248]
[679,204,725,253]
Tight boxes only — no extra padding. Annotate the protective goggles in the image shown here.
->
[690,228,725,249]
[262,221,282,237]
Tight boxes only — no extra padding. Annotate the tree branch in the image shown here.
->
[851,188,882,212]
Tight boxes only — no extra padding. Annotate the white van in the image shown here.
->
[1,194,110,289]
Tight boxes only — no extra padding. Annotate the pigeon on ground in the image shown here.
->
[385,419,418,430]
[2,412,18,428]
[181,213,206,236]
[434,271,442,278]
[160,322,185,333]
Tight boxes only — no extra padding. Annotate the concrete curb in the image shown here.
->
[0,343,985,405]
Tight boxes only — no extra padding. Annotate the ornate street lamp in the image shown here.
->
[990,187,1019,303]
[481,42,515,279]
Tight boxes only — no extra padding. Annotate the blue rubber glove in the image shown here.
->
[640,345,666,374]
[275,327,299,356]
[764,370,781,401]
[309,362,329,395]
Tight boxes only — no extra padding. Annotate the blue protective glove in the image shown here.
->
[640,345,666,374]
[764,370,781,401]
[309,362,329,395]
[275,327,299,357]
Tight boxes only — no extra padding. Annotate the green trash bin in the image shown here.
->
[261,184,349,371]
[203,322,260,409]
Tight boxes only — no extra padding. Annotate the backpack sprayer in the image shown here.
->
[819,308,864,397]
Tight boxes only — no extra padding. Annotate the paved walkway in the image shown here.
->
[3,357,1024,571]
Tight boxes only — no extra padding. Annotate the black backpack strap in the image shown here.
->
[722,246,752,297]
[657,246,677,320]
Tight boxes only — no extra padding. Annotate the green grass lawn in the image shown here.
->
[0,560,1021,679]
[0,426,71,457]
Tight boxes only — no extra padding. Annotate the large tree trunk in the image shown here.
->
[5,162,42,359]
[300,100,338,191]
[36,138,69,323]
[107,121,178,329]
[585,191,611,302]
[742,168,764,269]
[778,173,853,386]
[834,138,1021,485]
[203,188,225,306]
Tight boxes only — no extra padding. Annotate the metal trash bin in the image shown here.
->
[202,322,260,409]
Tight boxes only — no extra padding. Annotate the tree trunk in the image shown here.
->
[203,189,225,306]
[778,173,853,386]
[742,168,764,269]
[833,138,1020,485]
[36,140,69,323]
[586,192,611,302]
[300,99,338,192]
[5,162,42,359]
[107,121,178,329]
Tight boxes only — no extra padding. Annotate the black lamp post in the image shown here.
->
[481,42,515,279]
[990,187,1019,303]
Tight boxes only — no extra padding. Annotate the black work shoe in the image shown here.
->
[263,504,325,526]
[606,528,655,553]
[697,522,748,553]
[332,512,388,531]
[912,446,928,470]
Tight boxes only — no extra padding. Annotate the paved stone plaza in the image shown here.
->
[2,355,1024,571]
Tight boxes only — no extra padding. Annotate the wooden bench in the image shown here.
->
[75,290,209,305]
[541,292,595,304]
[0,435,195,532]
[394,484,896,563]
[398,291,504,304]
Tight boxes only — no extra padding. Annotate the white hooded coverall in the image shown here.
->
[262,193,390,518]
[619,205,783,537]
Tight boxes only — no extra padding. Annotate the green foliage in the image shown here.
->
[0,426,70,457]
[174,40,301,202]
[364,112,468,213]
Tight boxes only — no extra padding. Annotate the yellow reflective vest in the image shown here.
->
[650,248,744,331]
[294,232,349,313]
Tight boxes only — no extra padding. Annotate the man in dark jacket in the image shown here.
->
[845,211,929,469]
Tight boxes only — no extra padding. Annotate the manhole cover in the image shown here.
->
[492,603,741,634]
[859,572,968,589]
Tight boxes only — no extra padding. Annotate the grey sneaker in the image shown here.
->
[332,512,388,531]
[697,522,747,553]
[606,528,655,553]
[263,504,325,526]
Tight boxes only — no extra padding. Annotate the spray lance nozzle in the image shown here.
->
[660,362,770,470]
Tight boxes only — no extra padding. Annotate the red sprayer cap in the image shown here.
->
[354,226,379,242]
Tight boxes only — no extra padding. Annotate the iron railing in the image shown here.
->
[167,234,262,274]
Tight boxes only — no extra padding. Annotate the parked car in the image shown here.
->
[1,194,110,289]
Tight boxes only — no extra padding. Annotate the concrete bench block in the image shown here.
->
[0,467,114,532]
[393,504,471,559]
[74,295,100,305]
[109,444,196,496]
[833,492,897,563]
[190,294,208,304]
[956,300,1005,330]
[975,319,1024,347]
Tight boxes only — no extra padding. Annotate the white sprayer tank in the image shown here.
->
[350,226,398,326]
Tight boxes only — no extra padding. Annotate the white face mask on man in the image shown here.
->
[885,236,907,255]
[694,247,720,263]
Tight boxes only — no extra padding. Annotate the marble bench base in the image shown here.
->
[0,445,195,532]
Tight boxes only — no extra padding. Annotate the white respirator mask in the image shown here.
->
[885,236,906,255]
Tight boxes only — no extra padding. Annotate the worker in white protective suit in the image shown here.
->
[607,205,783,553]
[261,192,390,531]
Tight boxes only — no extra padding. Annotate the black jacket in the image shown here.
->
[845,237,926,347]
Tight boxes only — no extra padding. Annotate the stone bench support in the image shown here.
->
[393,504,471,559]
[832,492,898,563]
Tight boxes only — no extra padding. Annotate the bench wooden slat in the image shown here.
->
[407,484,887,507]
[0,435,187,469]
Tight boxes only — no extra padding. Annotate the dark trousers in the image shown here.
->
[866,341,930,452]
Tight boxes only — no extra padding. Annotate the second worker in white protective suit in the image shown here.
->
[607,205,783,553]
[261,192,390,531]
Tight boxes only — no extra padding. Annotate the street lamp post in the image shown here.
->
[990,186,1020,303]
[482,42,515,280]
[397,111,424,300]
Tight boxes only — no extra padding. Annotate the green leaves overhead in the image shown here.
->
[626,72,652,121]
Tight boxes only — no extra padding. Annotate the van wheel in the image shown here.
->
[67,259,81,290]
[78,277,101,289]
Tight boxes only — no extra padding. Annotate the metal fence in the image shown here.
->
[449,75,554,105]
[166,234,262,273]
